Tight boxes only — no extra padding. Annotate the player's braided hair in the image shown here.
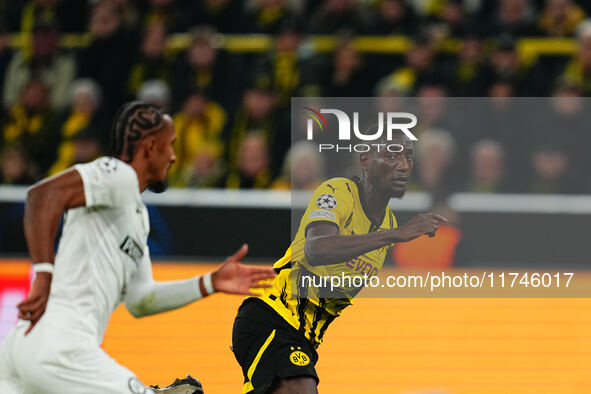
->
[108,101,165,162]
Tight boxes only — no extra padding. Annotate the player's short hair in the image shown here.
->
[109,101,166,162]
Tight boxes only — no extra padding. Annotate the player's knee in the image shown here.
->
[267,376,318,394]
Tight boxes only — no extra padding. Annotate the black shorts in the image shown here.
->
[232,298,319,394]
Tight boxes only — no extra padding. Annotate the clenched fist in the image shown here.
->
[391,213,448,242]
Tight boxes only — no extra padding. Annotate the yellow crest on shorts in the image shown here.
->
[289,350,310,366]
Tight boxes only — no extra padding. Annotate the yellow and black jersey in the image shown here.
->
[255,177,398,348]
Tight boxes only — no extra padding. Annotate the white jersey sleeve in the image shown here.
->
[74,157,138,208]
[123,249,203,318]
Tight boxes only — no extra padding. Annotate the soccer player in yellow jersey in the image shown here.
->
[232,130,447,394]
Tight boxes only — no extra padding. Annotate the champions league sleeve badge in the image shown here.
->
[316,194,337,209]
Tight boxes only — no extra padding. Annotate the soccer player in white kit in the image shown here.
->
[0,102,276,394]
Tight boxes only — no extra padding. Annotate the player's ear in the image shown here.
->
[144,136,157,158]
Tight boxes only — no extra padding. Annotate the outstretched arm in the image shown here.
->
[305,213,447,266]
[18,169,86,333]
[124,244,275,318]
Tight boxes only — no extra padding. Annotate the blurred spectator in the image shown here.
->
[0,145,37,184]
[560,22,591,94]
[3,18,75,110]
[243,0,296,34]
[127,22,171,97]
[184,142,225,188]
[0,22,13,100]
[409,128,456,199]
[544,80,591,145]
[70,131,101,166]
[384,34,449,95]
[486,34,529,95]
[465,139,506,193]
[48,78,105,175]
[450,35,489,95]
[550,78,584,112]
[227,75,288,176]
[271,141,326,190]
[51,130,101,177]
[537,0,585,36]
[13,0,87,33]
[322,39,371,96]
[172,26,234,110]
[533,82,588,185]
[107,0,140,30]
[437,0,468,38]
[137,79,171,111]
[476,82,525,190]
[224,132,272,189]
[375,72,412,97]
[487,0,537,37]
[368,0,417,36]
[251,18,303,108]
[13,0,57,33]
[140,0,192,32]
[548,80,587,142]
[527,145,579,193]
[2,79,57,173]
[193,0,245,33]
[168,89,226,187]
[414,84,453,136]
[422,0,468,39]
[417,83,448,98]
[77,0,137,115]
[488,77,516,97]
[307,0,368,34]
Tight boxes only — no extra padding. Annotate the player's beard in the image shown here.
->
[391,187,406,199]
[148,180,168,193]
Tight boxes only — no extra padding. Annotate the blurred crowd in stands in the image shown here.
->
[1,0,591,195]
